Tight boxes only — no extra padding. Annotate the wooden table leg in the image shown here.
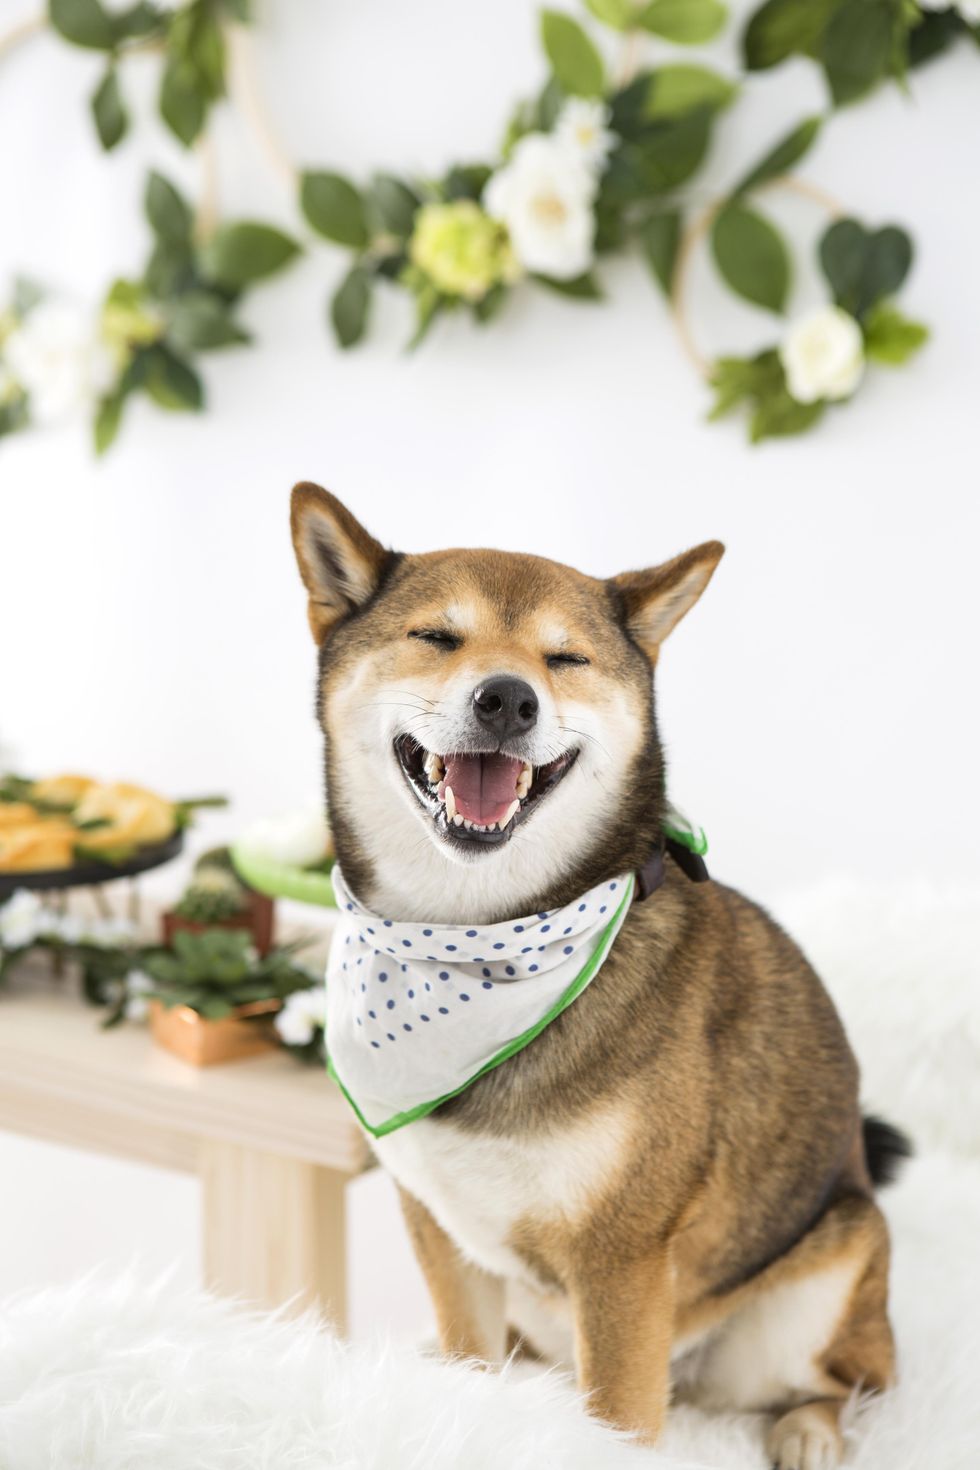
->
[199,1138,349,1332]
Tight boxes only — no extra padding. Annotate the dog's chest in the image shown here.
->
[374,1103,635,1284]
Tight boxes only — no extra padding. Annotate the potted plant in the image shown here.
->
[162,848,275,955]
[141,927,316,1066]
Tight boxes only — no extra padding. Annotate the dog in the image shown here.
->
[290,482,908,1468]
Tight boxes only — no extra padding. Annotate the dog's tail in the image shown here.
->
[862,1113,913,1188]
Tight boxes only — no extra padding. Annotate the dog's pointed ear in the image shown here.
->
[611,541,724,658]
[290,482,393,645]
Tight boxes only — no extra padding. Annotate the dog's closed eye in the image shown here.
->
[408,629,463,652]
[545,652,590,670]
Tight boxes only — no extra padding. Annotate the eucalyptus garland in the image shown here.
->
[1,0,976,452]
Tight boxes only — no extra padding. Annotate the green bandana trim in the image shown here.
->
[325,874,635,1138]
[662,802,708,857]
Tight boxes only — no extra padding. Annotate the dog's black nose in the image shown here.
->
[472,676,539,740]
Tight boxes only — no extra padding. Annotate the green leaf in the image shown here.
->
[711,204,790,313]
[750,387,825,441]
[331,267,372,348]
[221,0,251,18]
[185,11,226,99]
[144,240,195,299]
[818,218,868,309]
[300,171,369,247]
[540,10,605,97]
[112,2,163,40]
[645,66,737,120]
[442,164,494,202]
[160,59,206,146]
[145,171,194,245]
[908,8,964,67]
[532,271,603,299]
[168,291,250,352]
[601,110,711,200]
[201,222,301,289]
[640,211,682,295]
[584,0,635,29]
[12,278,44,316]
[473,285,508,324]
[819,218,913,317]
[144,346,204,411]
[91,65,127,150]
[370,175,420,238]
[94,389,127,455]
[742,0,843,70]
[822,0,898,105]
[638,0,727,44]
[862,302,929,364]
[709,348,824,441]
[709,350,784,419]
[48,0,116,49]
[858,226,913,313]
[732,116,822,196]
[406,285,442,351]
[533,76,567,131]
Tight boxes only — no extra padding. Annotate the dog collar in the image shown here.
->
[325,865,635,1137]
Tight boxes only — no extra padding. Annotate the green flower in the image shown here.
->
[408,201,516,302]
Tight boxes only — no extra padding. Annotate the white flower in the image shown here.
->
[275,986,326,1047]
[73,914,136,947]
[780,305,865,404]
[3,301,113,426]
[554,99,617,171]
[239,809,331,869]
[123,969,155,1022]
[0,890,45,950]
[484,134,597,281]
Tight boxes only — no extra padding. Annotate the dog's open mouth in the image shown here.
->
[394,736,578,848]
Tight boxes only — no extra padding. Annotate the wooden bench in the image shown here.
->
[0,956,370,1331]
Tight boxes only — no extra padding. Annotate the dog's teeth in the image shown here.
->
[501,799,520,829]
[516,761,533,799]
[453,813,464,827]
[444,786,457,822]
[424,751,444,784]
[463,819,473,830]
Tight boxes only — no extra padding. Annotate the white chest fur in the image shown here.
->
[374,1102,636,1286]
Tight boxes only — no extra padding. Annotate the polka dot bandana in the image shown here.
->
[326,865,635,1137]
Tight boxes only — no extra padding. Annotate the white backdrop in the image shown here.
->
[1,0,978,900]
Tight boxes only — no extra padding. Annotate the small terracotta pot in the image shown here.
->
[149,997,281,1066]
[161,890,276,956]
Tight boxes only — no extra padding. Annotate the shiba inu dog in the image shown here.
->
[291,482,907,1468]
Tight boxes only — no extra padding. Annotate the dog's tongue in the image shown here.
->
[440,753,522,825]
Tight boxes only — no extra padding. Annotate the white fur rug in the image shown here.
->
[1,879,978,1470]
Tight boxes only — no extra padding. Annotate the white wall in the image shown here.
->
[1,1,978,897]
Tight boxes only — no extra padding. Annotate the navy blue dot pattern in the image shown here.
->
[326,866,634,1130]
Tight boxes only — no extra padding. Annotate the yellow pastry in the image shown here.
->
[0,819,76,872]
[0,802,38,829]
[73,783,176,850]
[30,774,95,807]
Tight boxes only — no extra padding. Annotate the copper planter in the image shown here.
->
[149,997,281,1066]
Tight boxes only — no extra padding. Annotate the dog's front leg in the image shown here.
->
[570,1244,674,1445]
[397,1186,506,1365]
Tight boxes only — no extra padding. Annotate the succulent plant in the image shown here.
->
[173,863,247,924]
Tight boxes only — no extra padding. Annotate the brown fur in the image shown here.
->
[290,484,898,1459]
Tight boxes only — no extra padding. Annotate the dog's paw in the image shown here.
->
[767,1402,843,1470]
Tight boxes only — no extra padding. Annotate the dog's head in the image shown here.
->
[291,483,722,923]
